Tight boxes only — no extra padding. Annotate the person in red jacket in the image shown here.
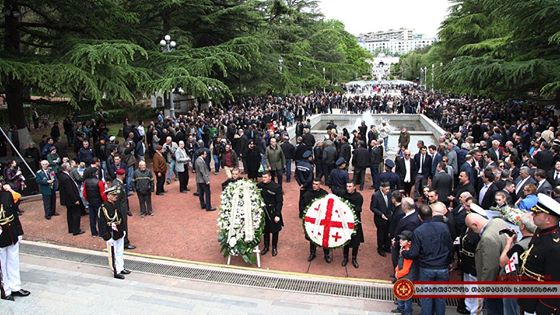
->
[394,230,415,315]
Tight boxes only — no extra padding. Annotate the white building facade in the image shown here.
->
[358,28,436,55]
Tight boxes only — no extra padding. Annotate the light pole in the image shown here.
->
[322,67,326,93]
[419,67,423,87]
[438,62,443,91]
[422,67,427,89]
[431,64,435,92]
[160,34,177,118]
[298,61,302,94]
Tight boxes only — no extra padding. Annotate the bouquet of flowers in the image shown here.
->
[302,194,357,249]
[489,204,525,226]
[217,179,265,264]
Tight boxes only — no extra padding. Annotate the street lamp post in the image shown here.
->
[431,63,435,92]
[298,61,302,94]
[322,67,326,94]
[422,67,427,89]
[160,34,177,118]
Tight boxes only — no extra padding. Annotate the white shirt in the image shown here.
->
[516,177,529,194]
[404,159,411,183]
[479,183,490,204]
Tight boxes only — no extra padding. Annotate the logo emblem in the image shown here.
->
[393,279,415,301]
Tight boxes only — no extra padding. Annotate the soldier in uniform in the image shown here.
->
[98,186,131,279]
[378,159,400,191]
[296,150,314,218]
[302,178,331,263]
[258,172,283,256]
[0,182,30,301]
[112,169,136,250]
[457,210,482,315]
[518,193,560,314]
[342,181,364,268]
[327,158,348,196]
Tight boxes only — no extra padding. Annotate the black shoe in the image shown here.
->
[261,247,269,255]
[52,212,60,216]
[186,187,191,191]
[120,269,131,275]
[127,211,133,216]
[11,289,30,297]
[272,247,278,256]
[377,249,386,257]
[352,258,359,268]
[324,255,332,263]
[73,230,85,236]
[207,208,216,212]
[156,193,164,196]
[390,308,404,313]
[307,252,316,262]
[341,257,348,266]
[456,307,470,314]
[125,244,136,250]
[2,295,14,301]
[45,216,51,220]
[193,192,200,196]
[114,274,125,279]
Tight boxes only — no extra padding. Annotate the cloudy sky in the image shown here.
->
[318,0,451,37]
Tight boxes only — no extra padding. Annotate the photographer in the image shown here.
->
[498,213,536,315]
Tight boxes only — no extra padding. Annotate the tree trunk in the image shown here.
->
[4,0,32,148]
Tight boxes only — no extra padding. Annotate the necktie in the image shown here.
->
[556,172,559,182]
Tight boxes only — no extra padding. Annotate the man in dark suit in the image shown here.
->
[58,162,84,235]
[514,166,536,200]
[535,142,555,171]
[535,169,553,195]
[547,160,560,187]
[35,160,58,220]
[487,140,503,162]
[478,169,498,209]
[391,196,420,268]
[395,149,417,196]
[432,162,453,205]
[370,182,394,256]
[413,146,432,196]
[429,145,442,177]
[460,155,477,183]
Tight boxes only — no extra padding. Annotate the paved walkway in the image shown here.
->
[2,253,398,315]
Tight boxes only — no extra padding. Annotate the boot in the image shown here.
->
[307,243,316,262]
[261,247,269,255]
[352,257,359,268]
[341,256,348,266]
[272,246,278,256]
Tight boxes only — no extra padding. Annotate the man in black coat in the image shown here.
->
[478,169,498,210]
[302,179,331,262]
[391,196,421,268]
[351,141,370,190]
[370,182,394,256]
[535,142,554,171]
[432,162,453,205]
[413,146,432,196]
[395,149,417,196]
[342,181,364,268]
[280,136,295,183]
[58,162,84,235]
[296,151,314,217]
[258,172,283,257]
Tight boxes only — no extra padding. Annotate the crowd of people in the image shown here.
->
[0,86,558,315]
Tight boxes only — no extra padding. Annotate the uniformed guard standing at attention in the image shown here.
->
[0,182,30,301]
[302,178,331,263]
[327,158,348,197]
[258,172,283,257]
[112,169,136,250]
[458,223,481,314]
[378,159,400,191]
[518,193,560,314]
[99,186,131,279]
[296,150,314,218]
[342,181,364,268]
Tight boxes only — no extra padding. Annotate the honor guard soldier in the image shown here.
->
[296,150,314,218]
[518,194,560,314]
[378,159,400,191]
[342,181,364,268]
[457,205,483,315]
[258,172,283,256]
[99,186,131,279]
[302,178,331,263]
[112,169,136,250]
[0,182,30,301]
[327,158,348,197]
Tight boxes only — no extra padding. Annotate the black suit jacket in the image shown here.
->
[58,172,81,207]
[393,212,421,241]
[370,191,394,220]
[479,183,498,209]
[535,150,554,171]
[395,158,417,183]
[432,171,453,202]
[547,170,560,187]
[413,153,432,178]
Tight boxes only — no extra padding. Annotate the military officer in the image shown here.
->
[296,150,314,218]
[342,181,364,268]
[518,194,560,314]
[112,169,136,250]
[458,219,482,314]
[258,172,283,256]
[378,159,400,191]
[0,182,30,301]
[302,178,331,263]
[98,186,131,279]
[327,158,348,196]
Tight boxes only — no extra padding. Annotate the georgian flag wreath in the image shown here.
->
[217,179,265,264]
[303,194,358,248]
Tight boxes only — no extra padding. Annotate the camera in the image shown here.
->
[499,228,515,237]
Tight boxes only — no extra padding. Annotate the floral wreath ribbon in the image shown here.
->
[227,181,255,244]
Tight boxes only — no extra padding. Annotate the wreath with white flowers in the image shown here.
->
[217,179,265,264]
[302,194,358,249]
